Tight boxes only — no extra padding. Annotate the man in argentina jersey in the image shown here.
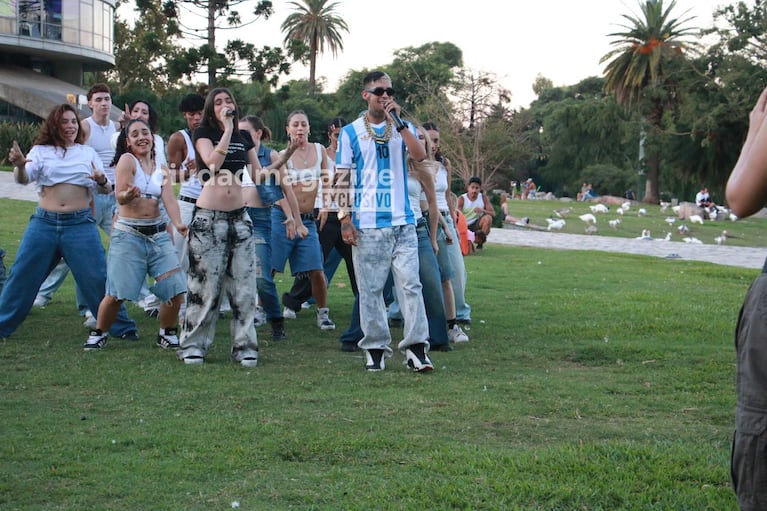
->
[335,71,434,373]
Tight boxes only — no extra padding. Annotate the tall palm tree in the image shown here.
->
[281,0,349,91]
[600,0,698,203]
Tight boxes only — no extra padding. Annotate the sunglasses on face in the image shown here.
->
[365,87,395,97]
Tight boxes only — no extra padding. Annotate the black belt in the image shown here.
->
[179,195,197,204]
[133,223,167,235]
[300,212,316,221]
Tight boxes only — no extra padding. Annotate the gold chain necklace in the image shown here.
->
[363,114,392,145]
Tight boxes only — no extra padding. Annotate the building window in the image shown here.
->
[18,0,42,37]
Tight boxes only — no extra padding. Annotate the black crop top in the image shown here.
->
[193,125,255,183]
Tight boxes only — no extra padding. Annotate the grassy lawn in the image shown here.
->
[0,196,756,510]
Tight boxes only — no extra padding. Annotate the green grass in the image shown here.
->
[0,196,755,510]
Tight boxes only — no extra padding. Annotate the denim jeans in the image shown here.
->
[446,220,471,321]
[247,206,281,321]
[178,207,258,361]
[0,207,137,338]
[352,225,429,357]
[388,221,449,346]
[36,192,116,312]
[0,247,6,296]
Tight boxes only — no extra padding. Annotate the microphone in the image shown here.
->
[224,109,236,118]
[389,109,406,132]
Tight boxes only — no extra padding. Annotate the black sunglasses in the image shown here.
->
[365,87,395,97]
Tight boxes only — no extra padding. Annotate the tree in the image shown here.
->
[164,0,300,86]
[107,0,183,94]
[281,0,349,91]
[600,0,699,203]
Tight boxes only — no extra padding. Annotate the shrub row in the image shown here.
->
[0,122,40,165]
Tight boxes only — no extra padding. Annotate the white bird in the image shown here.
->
[689,214,704,225]
[729,213,738,222]
[554,207,572,218]
[714,235,726,245]
[664,216,676,226]
[621,201,631,211]
[678,224,690,234]
[608,218,621,229]
[579,213,597,224]
[672,205,681,214]
[546,218,566,231]
[590,204,609,214]
[709,209,718,221]
[585,224,599,235]
[660,201,671,212]
[616,208,624,216]
[663,232,672,241]
[637,208,647,217]
[683,236,703,244]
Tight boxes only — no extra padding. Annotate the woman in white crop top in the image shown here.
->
[271,110,336,330]
[0,104,139,343]
[84,118,189,351]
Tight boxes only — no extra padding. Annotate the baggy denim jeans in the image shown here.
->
[246,206,281,320]
[0,207,136,338]
[352,225,429,357]
[446,219,471,321]
[178,207,258,361]
[388,220,449,346]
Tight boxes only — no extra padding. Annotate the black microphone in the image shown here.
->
[224,109,236,118]
[389,110,406,132]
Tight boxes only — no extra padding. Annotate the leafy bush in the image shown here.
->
[0,122,40,164]
[579,163,636,197]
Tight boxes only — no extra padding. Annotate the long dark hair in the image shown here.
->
[33,104,85,151]
[127,99,159,133]
[421,121,443,163]
[111,119,155,167]
[201,87,240,129]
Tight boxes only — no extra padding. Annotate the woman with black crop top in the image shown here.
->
[178,87,297,367]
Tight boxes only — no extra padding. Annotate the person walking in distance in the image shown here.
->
[335,71,434,372]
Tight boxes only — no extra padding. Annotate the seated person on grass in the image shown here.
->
[458,176,494,249]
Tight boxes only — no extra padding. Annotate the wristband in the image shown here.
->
[214,148,227,156]
[395,124,406,132]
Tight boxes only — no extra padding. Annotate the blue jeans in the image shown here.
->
[352,225,429,357]
[36,192,116,311]
[0,247,6,296]
[247,206,281,321]
[0,207,136,339]
[447,220,471,321]
[388,221,449,346]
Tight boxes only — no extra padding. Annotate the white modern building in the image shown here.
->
[0,0,116,121]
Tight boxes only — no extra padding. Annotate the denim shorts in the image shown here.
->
[435,215,456,281]
[270,207,323,275]
[106,223,186,302]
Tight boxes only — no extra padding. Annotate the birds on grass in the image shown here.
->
[553,207,572,218]
[579,213,597,224]
[590,204,609,214]
[635,229,654,240]
[546,218,566,231]
[683,236,703,244]
[689,214,704,225]
[608,218,622,229]
[665,216,676,226]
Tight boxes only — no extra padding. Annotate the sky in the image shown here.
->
[145,0,731,109]
[265,0,730,108]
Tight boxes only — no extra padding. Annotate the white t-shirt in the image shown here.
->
[25,144,104,194]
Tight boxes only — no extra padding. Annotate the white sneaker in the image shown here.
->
[83,310,97,329]
[301,301,312,309]
[316,307,336,331]
[448,324,469,343]
[283,306,297,319]
[33,295,50,307]
[254,305,267,327]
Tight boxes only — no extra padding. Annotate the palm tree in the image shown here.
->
[600,0,698,203]
[281,0,349,91]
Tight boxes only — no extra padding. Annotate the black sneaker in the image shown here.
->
[119,331,140,341]
[341,341,360,352]
[84,329,108,351]
[271,322,287,341]
[156,328,180,350]
[404,343,434,372]
[364,349,385,371]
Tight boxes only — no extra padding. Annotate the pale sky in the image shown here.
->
[145,0,731,109]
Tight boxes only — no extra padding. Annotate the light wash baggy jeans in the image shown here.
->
[178,207,259,362]
[352,224,429,358]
